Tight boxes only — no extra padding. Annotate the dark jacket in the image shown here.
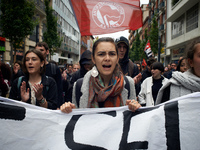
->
[115,36,139,78]
[70,50,92,84]
[115,36,140,95]
[66,50,92,102]
[0,70,10,97]
[46,63,64,107]
[11,69,24,86]
[9,75,57,110]
[141,68,152,83]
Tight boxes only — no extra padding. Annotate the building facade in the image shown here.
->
[166,0,200,64]
[128,0,167,65]
[147,0,167,64]
[51,0,80,65]
[0,0,47,65]
[0,0,82,66]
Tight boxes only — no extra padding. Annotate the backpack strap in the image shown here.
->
[17,76,23,90]
[50,63,56,75]
[124,76,130,99]
[17,76,49,93]
[75,78,83,108]
[45,76,49,92]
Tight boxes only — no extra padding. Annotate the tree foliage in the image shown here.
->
[129,29,148,62]
[43,0,62,56]
[132,30,141,61]
[149,16,159,56]
[139,29,148,60]
[0,0,36,64]
[130,17,158,62]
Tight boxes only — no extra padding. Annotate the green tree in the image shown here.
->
[132,30,141,61]
[139,29,148,60]
[43,0,62,57]
[0,0,36,64]
[149,16,159,56]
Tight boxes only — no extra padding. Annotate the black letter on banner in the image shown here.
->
[119,107,160,150]
[0,103,26,120]
[64,111,116,150]
[119,110,148,150]
[164,101,180,150]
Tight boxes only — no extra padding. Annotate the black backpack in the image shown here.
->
[50,63,57,75]
[75,76,130,108]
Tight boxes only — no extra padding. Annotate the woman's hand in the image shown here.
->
[33,83,43,100]
[60,102,76,113]
[126,99,141,112]
[21,81,29,102]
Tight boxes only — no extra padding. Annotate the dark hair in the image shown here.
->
[22,49,46,75]
[135,62,142,72]
[176,57,186,71]
[185,38,200,69]
[92,37,118,57]
[1,62,12,81]
[35,42,49,51]
[14,60,22,68]
[92,37,120,75]
[147,57,156,66]
[151,62,164,72]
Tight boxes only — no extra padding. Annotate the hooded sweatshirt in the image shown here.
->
[71,50,92,84]
[115,36,130,75]
[156,69,200,105]
[66,50,92,102]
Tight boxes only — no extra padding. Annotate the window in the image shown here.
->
[58,0,60,8]
[163,13,165,23]
[186,4,198,33]
[172,0,180,7]
[66,8,69,16]
[62,2,64,11]
[171,15,184,39]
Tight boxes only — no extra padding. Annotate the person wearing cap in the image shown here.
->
[138,62,168,106]
[115,36,142,95]
[66,50,94,102]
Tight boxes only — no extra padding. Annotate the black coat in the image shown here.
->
[9,75,57,110]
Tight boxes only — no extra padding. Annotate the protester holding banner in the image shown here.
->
[156,38,200,104]
[138,62,168,106]
[60,37,141,113]
[9,49,57,109]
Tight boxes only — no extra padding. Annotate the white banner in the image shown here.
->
[1,92,200,150]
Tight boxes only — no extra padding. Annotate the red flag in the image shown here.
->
[142,59,147,67]
[70,0,142,36]
[144,40,153,58]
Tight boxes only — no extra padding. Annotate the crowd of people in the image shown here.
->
[1,36,199,113]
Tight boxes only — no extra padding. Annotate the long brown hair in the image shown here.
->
[22,49,46,76]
